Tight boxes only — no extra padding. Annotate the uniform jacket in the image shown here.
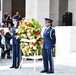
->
[43,26,56,49]
[12,25,20,45]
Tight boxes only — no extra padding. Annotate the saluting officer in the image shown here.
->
[41,18,56,74]
[10,15,20,69]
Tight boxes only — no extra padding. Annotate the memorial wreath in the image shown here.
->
[17,18,42,56]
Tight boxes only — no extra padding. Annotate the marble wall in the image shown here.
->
[0,0,76,26]
[55,26,76,64]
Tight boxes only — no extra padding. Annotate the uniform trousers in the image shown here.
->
[12,44,20,68]
[42,48,54,72]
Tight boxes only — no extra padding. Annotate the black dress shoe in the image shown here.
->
[10,66,15,68]
[15,67,19,69]
[47,71,54,74]
[1,56,5,59]
[7,56,12,59]
[41,70,48,73]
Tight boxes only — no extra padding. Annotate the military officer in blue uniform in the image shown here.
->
[10,15,20,69]
[41,18,56,74]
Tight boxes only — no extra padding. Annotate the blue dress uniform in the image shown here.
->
[11,16,20,68]
[42,18,56,73]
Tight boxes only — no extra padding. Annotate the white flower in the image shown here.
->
[22,34,26,38]
[33,46,36,50]
[30,44,33,48]
[29,50,31,53]
[27,33,31,36]
[25,43,28,45]
[29,36,33,39]
[27,30,30,32]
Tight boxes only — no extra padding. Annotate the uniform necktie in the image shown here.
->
[44,28,47,33]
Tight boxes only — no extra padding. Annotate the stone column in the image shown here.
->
[68,0,76,26]
[0,0,3,25]
[37,0,50,26]
[49,0,59,26]
[26,0,37,19]
[26,0,50,26]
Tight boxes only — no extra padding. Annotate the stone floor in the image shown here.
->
[0,58,76,75]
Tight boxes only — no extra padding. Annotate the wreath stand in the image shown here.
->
[19,39,43,71]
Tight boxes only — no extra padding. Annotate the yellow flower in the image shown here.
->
[17,18,43,56]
